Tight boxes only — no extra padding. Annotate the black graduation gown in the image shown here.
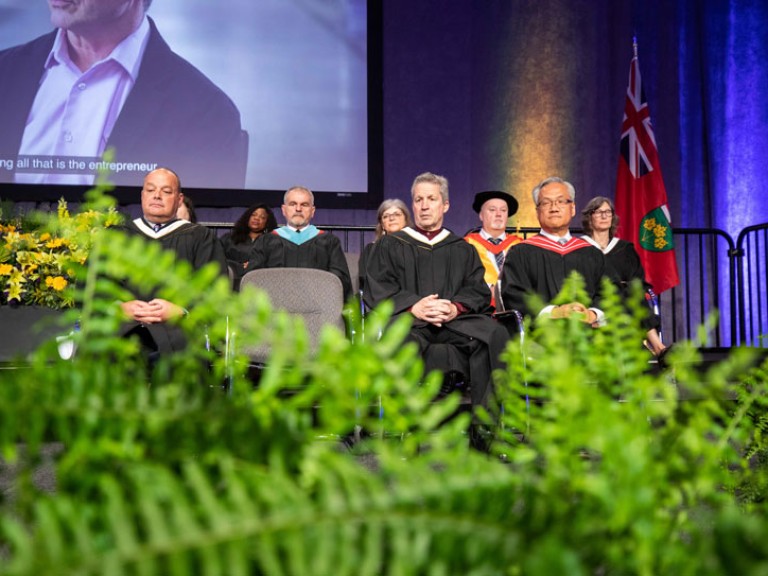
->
[502,235,605,319]
[602,239,648,297]
[219,233,260,279]
[601,238,660,331]
[358,241,377,292]
[364,228,508,408]
[248,231,352,300]
[120,219,228,353]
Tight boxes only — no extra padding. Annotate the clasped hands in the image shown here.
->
[411,294,458,327]
[550,301,597,326]
[121,298,186,324]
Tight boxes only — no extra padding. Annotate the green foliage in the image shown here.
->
[495,275,768,574]
[2,205,768,575]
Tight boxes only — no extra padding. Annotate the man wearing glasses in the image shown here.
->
[501,176,605,326]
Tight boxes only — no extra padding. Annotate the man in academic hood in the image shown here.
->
[119,167,227,355]
[501,176,605,326]
[245,185,352,300]
[464,190,522,309]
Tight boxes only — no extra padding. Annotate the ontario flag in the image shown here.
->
[614,40,679,294]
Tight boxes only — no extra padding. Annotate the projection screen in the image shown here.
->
[0,0,382,208]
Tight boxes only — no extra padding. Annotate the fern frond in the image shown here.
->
[1,453,522,576]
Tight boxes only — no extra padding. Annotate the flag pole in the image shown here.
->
[633,35,638,58]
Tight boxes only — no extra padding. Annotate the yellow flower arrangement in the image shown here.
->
[0,198,121,309]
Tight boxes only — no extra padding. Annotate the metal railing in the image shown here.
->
[662,228,736,347]
[736,224,768,347]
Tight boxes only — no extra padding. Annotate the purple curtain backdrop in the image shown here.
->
[374,0,768,238]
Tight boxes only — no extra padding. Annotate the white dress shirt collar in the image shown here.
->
[539,229,572,244]
[46,15,150,80]
[480,229,506,242]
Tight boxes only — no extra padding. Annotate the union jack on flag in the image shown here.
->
[614,39,679,294]
[619,57,656,179]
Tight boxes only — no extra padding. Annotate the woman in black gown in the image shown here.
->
[581,196,668,356]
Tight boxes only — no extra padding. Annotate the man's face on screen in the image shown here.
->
[282,189,315,229]
[49,0,140,33]
[141,169,182,225]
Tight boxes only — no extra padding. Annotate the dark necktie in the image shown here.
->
[152,223,162,232]
[489,237,505,269]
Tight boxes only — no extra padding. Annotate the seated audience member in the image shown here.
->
[358,198,413,290]
[247,186,352,300]
[220,204,278,274]
[464,190,522,309]
[581,196,667,356]
[119,167,228,355]
[364,172,509,423]
[176,195,197,223]
[502,176,605,326]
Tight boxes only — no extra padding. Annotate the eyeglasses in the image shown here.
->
[381,211,404,221]
[537,198,574,209]
[592,209,614,218]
